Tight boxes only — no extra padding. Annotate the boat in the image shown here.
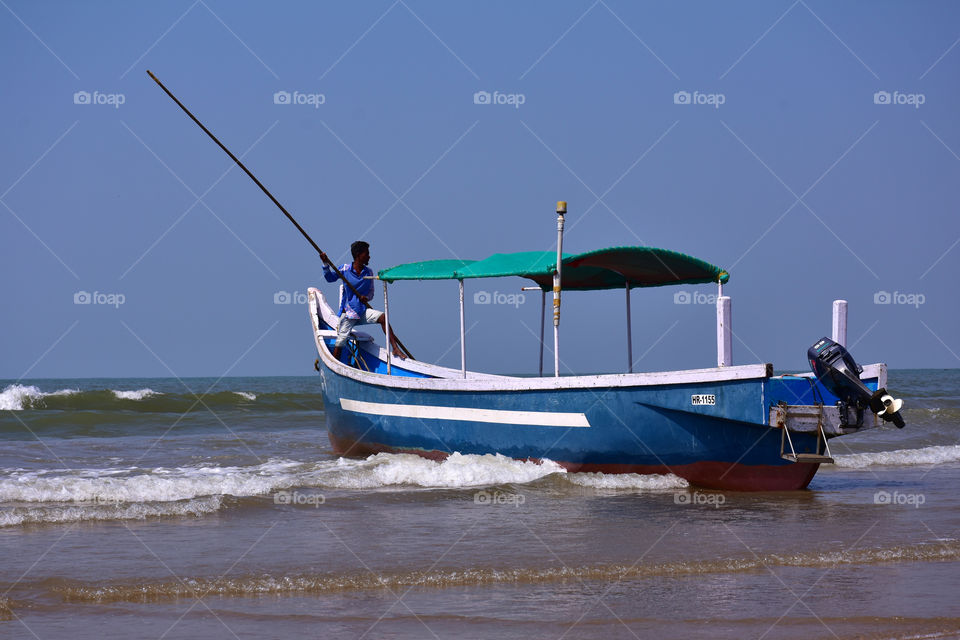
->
[307,203,905,491]
[138,75,904,491]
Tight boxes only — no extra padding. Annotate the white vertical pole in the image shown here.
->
[832,299,848,346]
[552,285,560,376]
[717,295,732,367]
[539,289,545,377]
[625,282,633,373]
[553,201,566,378]
[383,280,391,375]
[459,280,466,378]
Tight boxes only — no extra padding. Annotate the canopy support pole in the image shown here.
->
[459,279,466,379]
[523,285,546,376]
[522,286,546,375]
[539,289,546,376]
[625,282,633,373]
[553,201,566,378]
[383,279,391,375]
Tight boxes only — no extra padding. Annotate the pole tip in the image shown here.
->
[556,201,567,214]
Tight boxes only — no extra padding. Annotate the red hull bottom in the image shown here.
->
[327,432,820,492]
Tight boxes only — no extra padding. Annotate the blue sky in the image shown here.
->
[2,1,959,378]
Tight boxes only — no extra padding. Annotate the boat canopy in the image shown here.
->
[378,246,729,290]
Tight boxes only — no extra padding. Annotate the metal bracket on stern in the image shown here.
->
[772,401,835,464]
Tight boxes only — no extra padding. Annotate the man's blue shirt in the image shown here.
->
[324,263,374,319]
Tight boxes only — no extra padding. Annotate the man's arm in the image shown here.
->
[319,251,341,283]
[322,264,341,283]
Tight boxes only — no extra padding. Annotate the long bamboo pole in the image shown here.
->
[146,70,412,359]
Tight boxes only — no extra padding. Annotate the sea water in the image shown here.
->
[1,371,958,639]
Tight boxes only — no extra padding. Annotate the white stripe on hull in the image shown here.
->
[340,398,590,428]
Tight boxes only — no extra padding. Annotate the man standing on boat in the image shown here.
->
[319,241,404,362]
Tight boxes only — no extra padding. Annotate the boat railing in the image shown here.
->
[308,287,510,381]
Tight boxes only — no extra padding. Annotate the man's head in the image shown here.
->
[351,241,370,265]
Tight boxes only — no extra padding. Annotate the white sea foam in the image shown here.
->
[234,392,256,401]
[111,388,161,401]
[0,453,568,508]
[0,384,78,410]
[0,496,222,527]
[0,453,694,525]
[566,472,689,490]
[0,460,304,504]
[311,453,566,489]
[832,445,960,469]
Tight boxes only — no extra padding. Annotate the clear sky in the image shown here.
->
[3,1,959,379]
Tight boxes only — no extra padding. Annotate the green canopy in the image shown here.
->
[374,259,477,281]
[456,251,560,280]
[379,246,729,290]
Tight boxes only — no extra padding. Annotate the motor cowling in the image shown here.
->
[808,337,905,428]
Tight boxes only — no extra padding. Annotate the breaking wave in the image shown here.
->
[55,539,960,602]
[0,460,304,505]
[833,445,960,469]
[0,385,78,410]
[0,453,689,526]
[0,497,222,527]
[110,388,161,401]
[0,454,562,506]
[316,452,566,489]
[566,472,688,490]
[0,383,319,415]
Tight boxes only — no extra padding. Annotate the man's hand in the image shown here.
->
[359,295,369,304]
[319,251,329,263]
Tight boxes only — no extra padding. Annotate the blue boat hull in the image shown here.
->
[317,362,831,491]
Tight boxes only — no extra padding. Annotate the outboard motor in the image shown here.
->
[808,337,905,429]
